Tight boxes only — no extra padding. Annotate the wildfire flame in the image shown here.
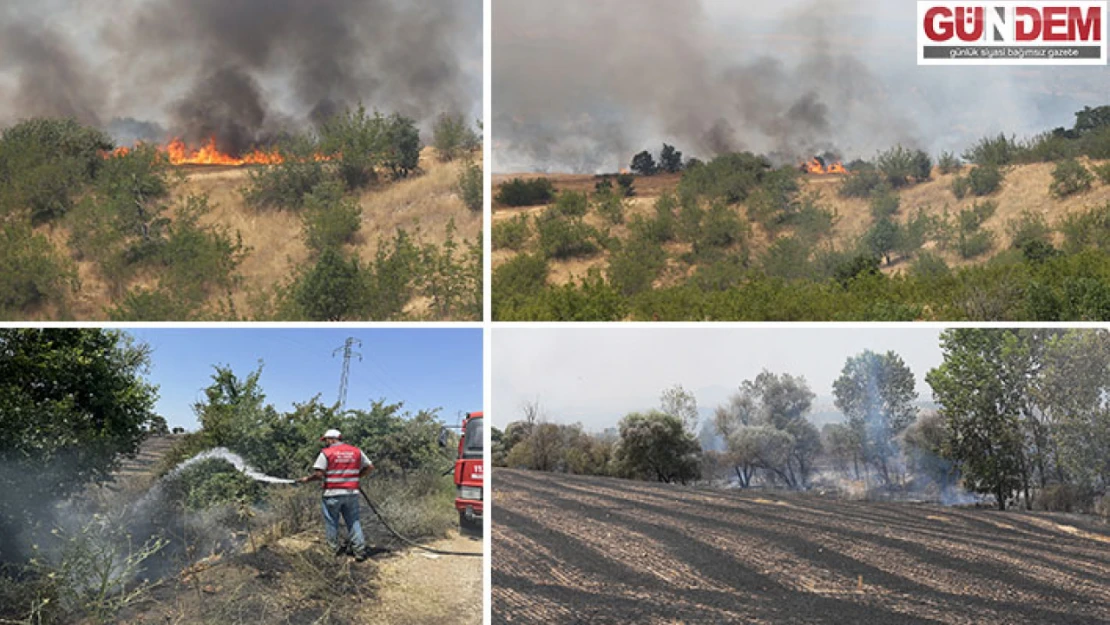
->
[110,137,286,166]
[803,157,848,175]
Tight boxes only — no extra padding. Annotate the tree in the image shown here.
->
[382,113,422,179]
[660,144,683,174]
[615,411,701,484]
[660,384,699,433]
[926,329,1031,510]
[432,112,479,162]
[714,371,821,489]
[630,150,658,176]
[296,247,361,321]
[0,329,159,561]
[832,350,919,486]
[865,217,900,265]
[192,363,269,448]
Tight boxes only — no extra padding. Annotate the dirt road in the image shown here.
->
[364,532,484,625]
[492,469,1110,625]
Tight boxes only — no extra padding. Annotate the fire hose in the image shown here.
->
[357,486,482,558]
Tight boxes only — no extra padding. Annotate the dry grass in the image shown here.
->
[494,161,1110,285]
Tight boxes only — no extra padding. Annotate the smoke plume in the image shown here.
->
[0,0,481,155]
[493,0,1102,172]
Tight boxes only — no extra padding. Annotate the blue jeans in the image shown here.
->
[322,494,365,553]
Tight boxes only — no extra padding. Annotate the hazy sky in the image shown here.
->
[492,327,945,430]
[127,328,483,431]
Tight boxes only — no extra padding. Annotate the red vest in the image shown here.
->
[322,443,363,491]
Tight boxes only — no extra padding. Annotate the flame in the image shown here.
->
[802,157,847,175]
[109,137,286,166]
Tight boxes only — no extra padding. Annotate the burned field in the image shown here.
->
[492,469,1110,625]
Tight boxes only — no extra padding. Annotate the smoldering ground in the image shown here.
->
[0,0,481,155]
[492,0,1105,173]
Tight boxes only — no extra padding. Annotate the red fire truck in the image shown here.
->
[444,411,483,532]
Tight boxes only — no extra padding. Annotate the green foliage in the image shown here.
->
[536,211,601,259]
[864,217,901,264]
[495,177,555,206]
[157,196,247,304]
[660,144,684,173]
[491,253,548,319]
[678,152,774,203]
[607,233,667,297]
[1006,209,1052,250]
[1023,131,1077,162]
[1093,162,1110,185]
[875,145,930,187]
[1049,158,1094,197]
[296,247,362,321]
[551,191,589,218]
[456,161,483,212]
[166,458,265,510]
[594,189,625,225]
[378,112,422,180]
[630,150,657,176]
[869,187,900,220]
[937,151,962,174]
[417,220,482,320]
[963,133,1021,166]
[431,112,479,162]
[0,329,158,561]
[492,214,531,251]
[761,236,813,280]
[957,164,1004,198]
[243,135,332,210]
[616,173,636,197]
[1060,203,1110,253]
[630,193,677,244]
[318,105,421,186]
[0,220,75,316]
[698,201,748,250]
[301,180,363,253]
[615,411,701,484]
[839,169,885,198]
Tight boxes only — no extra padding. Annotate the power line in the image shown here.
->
[333,338,363,411]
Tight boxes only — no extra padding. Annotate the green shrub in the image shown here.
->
[608,234,667,296]
[492,214,531,251]
[937,151,962,174]
[864,217,901,264]
[361,229,422,320]
[954,164,1003,198]
[616,173,636,197]
[431,112,479,162]
[165,458,265,510]
[1059,203,1110,253]
[0,220,75,316]
[379,112,422,180]
[1006,209,1052,250]
[552,191,589,218]
[492,254,548,304]
[699,202,747,250]
[415,221,482,321]
[457,161,483,212]
[678,152,774,203]
[536,212,600,259]
[875,145,929,187]
[869,187,900,220]
[495,177,555,206]
[242,136,332,210]
[911,251,950,279]
[839,169,885,198]
[594,189,625,225]
[159,196,247,303]
[1049,158,1094,197]
[958,229,995,259]
[897,209,936,258]
[761,236,813,280]
[302,181,363,253]
[1093,162,1110,185]
[963,133,1022,166]
[296,247,362,320]
[1024,131,1077,162]
[107,286,194,322]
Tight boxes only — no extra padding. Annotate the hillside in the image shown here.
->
[33,148,480,321]
[492,159,1110,287]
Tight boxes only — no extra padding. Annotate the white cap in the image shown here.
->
[320,429,342,441]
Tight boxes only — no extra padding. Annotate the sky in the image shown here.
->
[127,328,483,431]
[492,327,946,431]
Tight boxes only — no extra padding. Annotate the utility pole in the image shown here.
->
[333,338,363,411]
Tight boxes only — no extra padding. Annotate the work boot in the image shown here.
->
[355,547,370,562]
[328,542,343,557]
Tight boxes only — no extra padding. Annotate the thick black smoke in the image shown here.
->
[492,0,1097,173]
[0,0,480,155]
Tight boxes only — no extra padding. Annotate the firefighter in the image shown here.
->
[297,429,374,561]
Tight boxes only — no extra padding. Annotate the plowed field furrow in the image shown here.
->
[493,470,1110,625]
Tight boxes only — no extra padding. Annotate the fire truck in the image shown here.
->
[442,411,483,532]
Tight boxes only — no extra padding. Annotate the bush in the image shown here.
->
[165,458,265,510]
[457,161,483,212]
[492,214,531,251]
[1059,203,1110,253]
[937,151,962,174]
[495,177,555,207]
[492,254,548,303]
[698,202,748,250]
[630,150,658,176]
[869,187,900,220]
[616,173,636,197]
[1024,131,1077,162]
[302,181,363,253]
[0,220,75,316]
[296,247,362,320]
[678,152,774,203]
[761,236,813,280]
[875,145,929,187]
[551,191,589,218]
[839,169,885,198]
[660,144,683,173]
[536,212,600,259]
[1006,209,1052,250]
[1049,158,1094,197]
[608,234,667,296]
[864,217,901,264]
[158,196,247,304]
[379,112,422,180]
[954,164,1003,198]
[243,135,332,210]
[963,133,1022,166]
[594,189,625,225]
[1093,162,1110,185]
[431,113,479,162]
[1033,483,1095,513]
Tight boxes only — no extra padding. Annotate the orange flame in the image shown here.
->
[109,137,286,166]
[802,157,848,175]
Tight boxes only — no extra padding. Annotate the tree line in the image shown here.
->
[494,329,1110,515]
